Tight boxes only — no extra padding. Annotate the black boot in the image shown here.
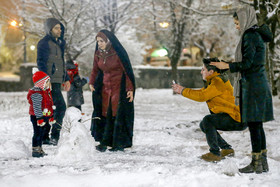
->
[109,147,124,152]
[32,147,44,158]
[261,149,269,172]
[239,152,263,174]
[42,137,51,145]
[96,144,107,152]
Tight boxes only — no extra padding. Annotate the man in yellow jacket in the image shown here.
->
[172,58,247,162]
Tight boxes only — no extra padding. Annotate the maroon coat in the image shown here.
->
[89,47,133,117]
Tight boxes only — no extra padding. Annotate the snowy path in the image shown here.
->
[0,89,280,187]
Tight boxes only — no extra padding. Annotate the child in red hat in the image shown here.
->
[27,70,56,157]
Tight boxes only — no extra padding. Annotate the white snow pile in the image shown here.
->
[54,107,96,160]
[0,139,29,159]
[221,158,239,176]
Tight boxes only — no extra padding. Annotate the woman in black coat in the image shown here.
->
[211,5,274,174]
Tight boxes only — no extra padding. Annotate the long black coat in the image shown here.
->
[229,26,274,123]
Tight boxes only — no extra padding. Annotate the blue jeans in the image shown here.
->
[200,113,247,156]
[50,83,66,140]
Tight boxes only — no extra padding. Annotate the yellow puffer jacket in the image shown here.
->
[181,72,241,122]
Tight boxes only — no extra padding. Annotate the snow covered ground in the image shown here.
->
[0,89,280,187]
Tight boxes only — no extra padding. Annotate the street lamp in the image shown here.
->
[9,1,27,63]
[30,45,35,51]
[22,0,27,63]
[10,20,18,27]
[159,22,169,28]
[9,19,27,63]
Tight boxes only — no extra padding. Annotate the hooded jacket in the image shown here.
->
[37,18,69,83]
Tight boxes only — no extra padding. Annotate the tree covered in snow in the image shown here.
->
[133,0,280,92]
[94,0,142,34]
[36,0,99,62]
[251,0,280,95]
[132,0,237,83]
[2,0,146,74]
[38,0,146,64]
[131,0,196,83]
[2,0,98,63]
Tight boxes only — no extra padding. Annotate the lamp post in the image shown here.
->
[9,19,27,63]
[22,0,27,63]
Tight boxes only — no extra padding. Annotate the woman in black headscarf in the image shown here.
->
[211,5,274,174]
[89,29,135,152]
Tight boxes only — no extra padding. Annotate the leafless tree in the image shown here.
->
[95,0,142,34]
[252,0,280,95]
[37,0,99,61]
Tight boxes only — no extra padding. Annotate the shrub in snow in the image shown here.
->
[54,107,96,160]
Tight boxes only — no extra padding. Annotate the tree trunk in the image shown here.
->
[171,57,179,84]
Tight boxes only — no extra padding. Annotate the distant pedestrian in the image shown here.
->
[211,5,274,174]
[27,71,56,157]
[89,29,135,152]
[37,18,70,146]
[66,60,88,112]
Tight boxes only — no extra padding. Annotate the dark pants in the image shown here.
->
[48,83,66,140]
[31,115,47,147]
[200,113,247,156]
[100,102,115,147]
[248,122,266,153]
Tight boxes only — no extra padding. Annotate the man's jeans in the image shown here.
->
[51,83,66,140]
[200,113,247,156]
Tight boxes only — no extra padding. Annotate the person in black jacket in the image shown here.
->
[66,60,87,112]
[37,18,70,146]
[211,5,274,174]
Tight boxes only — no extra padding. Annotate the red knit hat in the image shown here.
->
[33,71,50,90]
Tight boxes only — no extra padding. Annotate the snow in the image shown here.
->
[134,65,202,70]
[0,89,280,187]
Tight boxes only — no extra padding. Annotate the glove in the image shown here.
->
[37,119,46,127]
[49,117,56,125]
